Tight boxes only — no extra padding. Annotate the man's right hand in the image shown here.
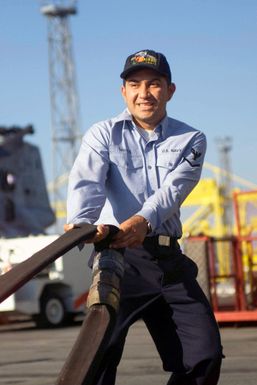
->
[64,223,110,244]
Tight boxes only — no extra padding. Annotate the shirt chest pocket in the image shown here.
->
[109,150,143,170]
[156,153,180,171]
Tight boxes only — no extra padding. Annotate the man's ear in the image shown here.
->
[167,82,176,101]
[121,85,127,101]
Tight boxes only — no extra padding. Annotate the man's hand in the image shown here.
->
[64,223,109,243]
[110,215,148,249]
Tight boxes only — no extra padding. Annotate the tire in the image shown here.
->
[34,293,70,328]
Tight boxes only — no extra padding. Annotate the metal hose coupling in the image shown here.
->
[86,248,125,312]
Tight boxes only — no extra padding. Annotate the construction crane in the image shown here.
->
[40,0,81,231]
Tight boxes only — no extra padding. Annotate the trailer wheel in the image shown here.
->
[34,293,69,328]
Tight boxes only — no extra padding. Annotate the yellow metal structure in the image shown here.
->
[181,162,257,239]
[234,190,257,236]
[181,178,231,276]
[233,190,257,276]
[182,178,226,237]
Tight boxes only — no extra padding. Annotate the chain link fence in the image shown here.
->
[182,238,211,302]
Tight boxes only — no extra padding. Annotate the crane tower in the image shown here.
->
[216,136,233,235]
[40,0,81,229]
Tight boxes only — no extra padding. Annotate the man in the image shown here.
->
[66,49,223,385]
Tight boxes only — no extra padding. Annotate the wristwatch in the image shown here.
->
[146,221,152,234]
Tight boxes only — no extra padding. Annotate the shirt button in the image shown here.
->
[148,165,152,170]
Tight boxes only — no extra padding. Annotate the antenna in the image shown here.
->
[40,0,81,231]
[216,136,233,234]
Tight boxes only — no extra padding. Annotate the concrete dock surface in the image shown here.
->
[0,318,257,385]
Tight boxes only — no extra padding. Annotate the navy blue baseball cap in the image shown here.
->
[120,49,172,83]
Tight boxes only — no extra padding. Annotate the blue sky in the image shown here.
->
[0,0,257,189]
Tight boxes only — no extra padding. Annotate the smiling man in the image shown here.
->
[66,49,223,385]
[121,68,175,131]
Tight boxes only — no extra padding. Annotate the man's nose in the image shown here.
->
[138,84,150,98]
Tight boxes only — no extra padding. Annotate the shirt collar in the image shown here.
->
[114,108,169,137]
[113,108,133,124]
[158,115,169,137]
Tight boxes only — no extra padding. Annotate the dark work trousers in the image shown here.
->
[93,243,223,385]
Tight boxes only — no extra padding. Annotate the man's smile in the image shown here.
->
[136,102,155,109]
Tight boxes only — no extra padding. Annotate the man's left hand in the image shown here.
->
[110,215,148,248]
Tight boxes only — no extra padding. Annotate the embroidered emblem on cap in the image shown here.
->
[130,51,157,66]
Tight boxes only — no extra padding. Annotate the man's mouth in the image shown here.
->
[137,102,155,109]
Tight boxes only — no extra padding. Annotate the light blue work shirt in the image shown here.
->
[67,109,206,238]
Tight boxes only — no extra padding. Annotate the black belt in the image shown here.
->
[143,235,180,259]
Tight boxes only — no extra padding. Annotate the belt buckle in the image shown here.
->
[158,235,170,247]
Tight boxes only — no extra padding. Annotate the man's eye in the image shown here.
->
[150,82,160,87]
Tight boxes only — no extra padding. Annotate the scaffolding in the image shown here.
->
[41,0,81,230]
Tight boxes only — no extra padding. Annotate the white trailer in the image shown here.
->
[0,235,94,327]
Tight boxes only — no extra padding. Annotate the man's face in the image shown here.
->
[121,68,176,130]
